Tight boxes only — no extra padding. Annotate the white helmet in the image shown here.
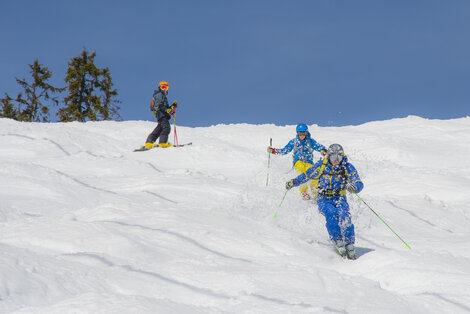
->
[327,144,344,163]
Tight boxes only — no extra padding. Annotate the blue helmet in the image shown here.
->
[296,123,308,132]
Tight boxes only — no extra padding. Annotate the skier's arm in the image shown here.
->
[346,163,364,193]
[276,139,295,155]
[310,139,326,153]
[291,160,323,186]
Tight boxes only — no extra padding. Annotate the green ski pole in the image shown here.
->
[266,138,272,186]
[354,192,411,249]
[272,189,289,219]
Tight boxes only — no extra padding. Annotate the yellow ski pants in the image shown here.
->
[294,160,318,196]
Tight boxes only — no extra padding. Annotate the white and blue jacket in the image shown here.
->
[276,132,326,165]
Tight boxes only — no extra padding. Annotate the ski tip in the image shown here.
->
[174,142,193,147]
[133,147,149,152]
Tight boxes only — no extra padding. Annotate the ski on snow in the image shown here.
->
[133,142,193,152]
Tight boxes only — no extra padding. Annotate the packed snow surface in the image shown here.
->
[1,116,469,313]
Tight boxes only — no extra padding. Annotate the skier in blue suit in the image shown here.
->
[285,144,364,259]
[268,123,327,200]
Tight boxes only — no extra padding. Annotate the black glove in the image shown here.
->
[285,180,295,190]
[346,183,357,193]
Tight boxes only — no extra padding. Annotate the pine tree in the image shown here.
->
[0,59,63,122]
[0,94,19,120]
[100,68,121,120]
[59,48,121,122]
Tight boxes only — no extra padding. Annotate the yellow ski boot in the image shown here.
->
[144,142,155,149]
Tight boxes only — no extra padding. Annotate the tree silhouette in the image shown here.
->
[0,59,64,122]
[58,48,121,122]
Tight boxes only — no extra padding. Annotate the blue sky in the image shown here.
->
[1,0,469,127]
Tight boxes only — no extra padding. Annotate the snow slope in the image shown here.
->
[1,116,469,313]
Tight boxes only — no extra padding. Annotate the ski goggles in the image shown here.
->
[160,85,169,90]
[329,153,343,163]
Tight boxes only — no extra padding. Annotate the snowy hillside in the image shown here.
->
[1,116,469,313]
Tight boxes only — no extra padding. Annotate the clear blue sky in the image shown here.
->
[1,0,469,127]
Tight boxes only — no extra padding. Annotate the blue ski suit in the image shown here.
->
[276,132,326,165]
[292,155,364,246]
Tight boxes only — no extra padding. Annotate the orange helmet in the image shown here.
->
[158,81,169,90]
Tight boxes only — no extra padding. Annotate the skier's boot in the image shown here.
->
[301,191,312,201]
[310,189,318,202]
[336,245,347,258]
[158,142,173,148]
[345,244,356,260]
[145,142,155,149]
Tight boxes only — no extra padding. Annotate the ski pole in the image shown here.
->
[266,138,272,186]
[272,189,289,219]
[172,113,179,147]
[353,192,411,249]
